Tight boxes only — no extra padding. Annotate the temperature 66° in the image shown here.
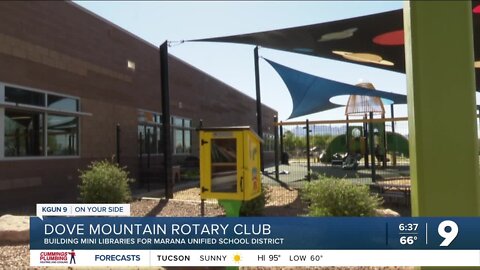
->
[400,236,418,245]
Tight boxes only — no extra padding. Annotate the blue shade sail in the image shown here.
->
[264,59,407,119]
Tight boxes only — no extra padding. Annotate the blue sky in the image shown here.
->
[75,1,409,124]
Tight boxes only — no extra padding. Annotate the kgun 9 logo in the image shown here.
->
[438,220,458,247]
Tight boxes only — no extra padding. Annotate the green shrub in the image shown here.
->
[181,168,200,180]
[309,171,320,180]
[78,160,134,203]
[240,185,270,216]
[301,177,381,216]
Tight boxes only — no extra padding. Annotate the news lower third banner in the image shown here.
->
[30,213,480,267]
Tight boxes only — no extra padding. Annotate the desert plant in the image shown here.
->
[308,171,320,180]
[181,168,200,180]
[239,185,270,216]
[301,177,381,216]
[78,159,134,203]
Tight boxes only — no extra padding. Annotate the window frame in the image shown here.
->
[137,109,163,156]
[263,133,275,152]
[0,82,83,160]
[47,114,79,156]
[172,116,193,155]
[137,112,194,156]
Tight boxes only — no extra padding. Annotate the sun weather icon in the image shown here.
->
[233,253,242,263]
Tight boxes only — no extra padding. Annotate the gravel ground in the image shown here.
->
[241,266,413,270]
[377,179,411,186]
[0,186,411,270]
[0,244,30,269]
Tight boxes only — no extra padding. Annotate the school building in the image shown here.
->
[0,2,277,210]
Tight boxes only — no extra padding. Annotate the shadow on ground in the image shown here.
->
[144,199,169,216]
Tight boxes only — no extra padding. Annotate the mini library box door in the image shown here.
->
[199,127,262,201]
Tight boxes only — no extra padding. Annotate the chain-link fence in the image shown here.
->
[264,117,411,212]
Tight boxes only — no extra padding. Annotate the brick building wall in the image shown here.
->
[0,2,277,210]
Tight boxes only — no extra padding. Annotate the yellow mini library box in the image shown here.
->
[199,126,262,201]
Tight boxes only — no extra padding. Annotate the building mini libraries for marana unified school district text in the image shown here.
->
[0,2,277,210]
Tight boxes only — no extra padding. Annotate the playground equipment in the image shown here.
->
[344,82,386,170]
[199,127,262,216]
[323,131,409,164]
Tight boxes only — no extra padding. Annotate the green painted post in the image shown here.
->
[404,2,480,215]
[405,4,480,268]
[219,200,242,270]
[219,200,242,217]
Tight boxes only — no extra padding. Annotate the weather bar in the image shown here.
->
[30,250,480,267]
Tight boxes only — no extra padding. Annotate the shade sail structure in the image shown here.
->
[265,59,407,119]
[196,10,404,72]
[193,1,480,90]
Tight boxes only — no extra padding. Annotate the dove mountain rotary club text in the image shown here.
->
[44,223,272,236]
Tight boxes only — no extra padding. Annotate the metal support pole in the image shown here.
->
[382,113,387,168]
[116,124,120,164]
[139,132,143,169]
[390,104,397,166]
[368,112,376,183]
[198,119,205,217]
[254,46,264,172]
[274,116,279,181]
[146,128,151,169]
[160,41,173,199]
[363,114,369,168]
[306,119,311,181]
[279,122,284,164]
[346,115,350,153]
[145,130,151,192]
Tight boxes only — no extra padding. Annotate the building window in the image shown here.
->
[47,115,78,155]
[172,116,192,154]
[48,95,79,112]
[1,85,80,158]
[137,112,193,155]
[263,133,275,152]
[4,109,44,157]
[5,87,45,107]
[137,110,162,155]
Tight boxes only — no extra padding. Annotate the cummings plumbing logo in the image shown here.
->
[39,250,76,264]
[68,249,77,264]
[39,251,68,264]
